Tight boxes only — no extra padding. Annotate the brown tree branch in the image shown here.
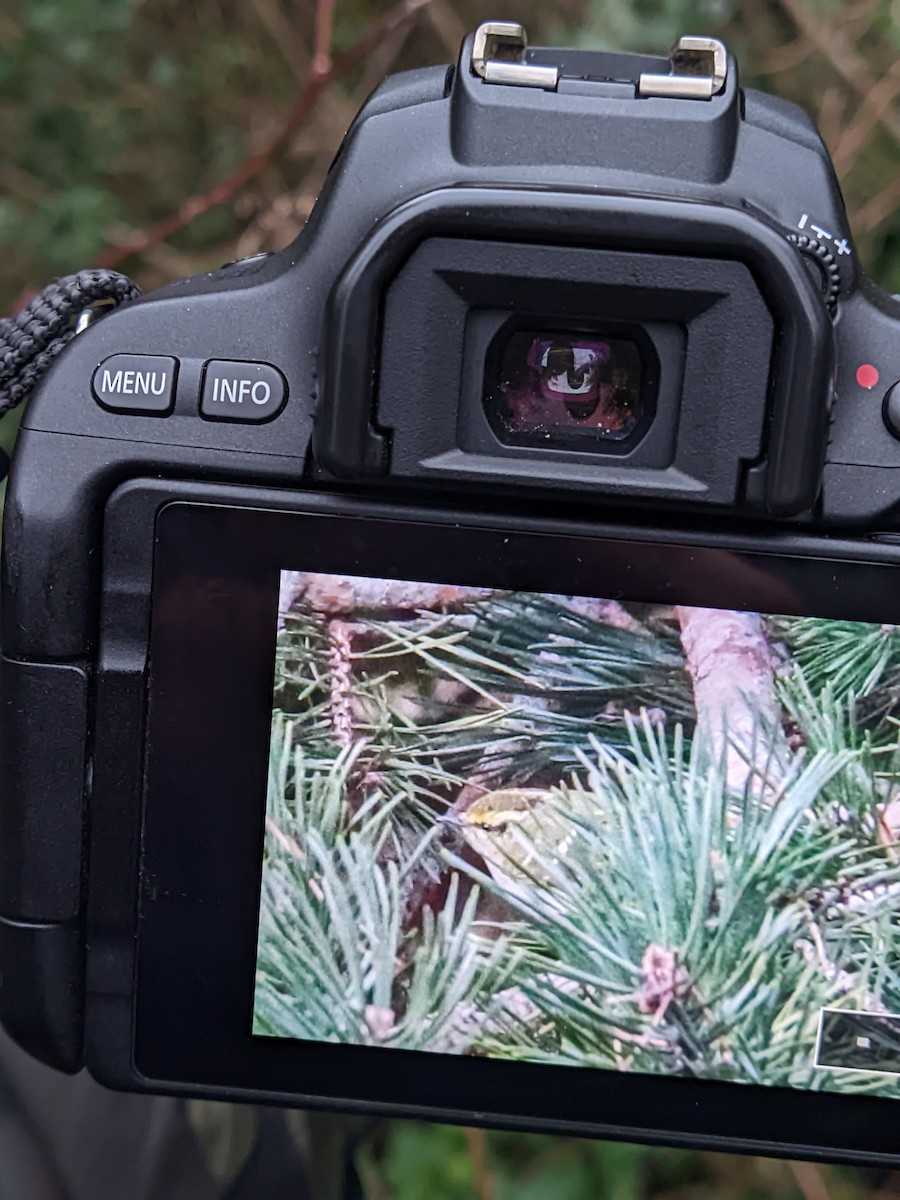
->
[832,57,900,176]
[788,1160,833,1200]
[816,85,849,156]
[279,570,494,617]
[777,0,900,151]
[760,36,812,76]
[92,0,431,272]
[423,0,468,56]
[676,606,790,794]
[312,0,336,76]
[463,1127,498,1200]
[855,175,900,235]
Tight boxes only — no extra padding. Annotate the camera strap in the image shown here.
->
[0,270,141,418]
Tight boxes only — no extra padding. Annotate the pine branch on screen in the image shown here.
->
[256,584,900,1095]
[782,617,900,702]
[444,711,900,1091]
[253,716,512,1050]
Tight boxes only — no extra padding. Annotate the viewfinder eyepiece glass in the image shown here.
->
[486,329,646,449]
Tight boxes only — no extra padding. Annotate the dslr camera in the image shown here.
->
[4,21,900,1163]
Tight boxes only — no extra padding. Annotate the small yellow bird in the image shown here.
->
[440,786,582,894]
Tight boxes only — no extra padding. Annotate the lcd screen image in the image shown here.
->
[253,571,900,1097]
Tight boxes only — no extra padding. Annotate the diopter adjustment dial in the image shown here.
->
[788,232,841,315]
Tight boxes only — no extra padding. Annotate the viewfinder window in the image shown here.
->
[485,328,649,450]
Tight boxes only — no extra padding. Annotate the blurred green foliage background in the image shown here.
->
[1,0,898,312]
[357,1122,900,1199]
[2,0,899,1195]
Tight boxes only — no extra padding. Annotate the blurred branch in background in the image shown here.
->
[2,0,894,311]
[0,0,584,307]
[92,0,428,272]
[0,2,898,1197]
[576,0,900,284]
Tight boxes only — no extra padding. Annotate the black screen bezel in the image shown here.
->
[134,500,900,1157]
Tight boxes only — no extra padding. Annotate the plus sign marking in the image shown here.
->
[797,212,852,256]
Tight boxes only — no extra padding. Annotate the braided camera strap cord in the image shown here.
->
[0,269,141,417]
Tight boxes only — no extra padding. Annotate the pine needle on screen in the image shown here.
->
[253,573,900,1098]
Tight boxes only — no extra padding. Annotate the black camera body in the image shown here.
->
[4,24,900,1162]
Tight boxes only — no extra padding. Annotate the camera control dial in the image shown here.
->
[788,233,841,314]
[882,382,900,441]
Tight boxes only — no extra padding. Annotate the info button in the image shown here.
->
[200,361,287,423]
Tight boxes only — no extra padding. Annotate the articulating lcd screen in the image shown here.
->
[253,571,900,1096]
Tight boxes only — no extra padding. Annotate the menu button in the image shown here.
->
[92,354,177,414]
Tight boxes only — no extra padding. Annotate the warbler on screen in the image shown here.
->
[440,787,582,894]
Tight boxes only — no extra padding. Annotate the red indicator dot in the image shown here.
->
[857,363,880,390]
